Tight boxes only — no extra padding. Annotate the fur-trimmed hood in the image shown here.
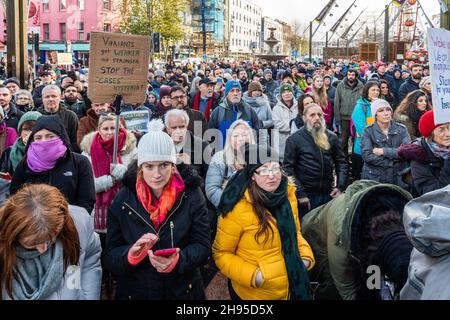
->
[80,130,137,155]
[122,161,203,195]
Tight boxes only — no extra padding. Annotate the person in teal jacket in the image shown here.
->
[351,81,380,180]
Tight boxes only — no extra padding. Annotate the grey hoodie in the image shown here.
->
[400,186,450,300]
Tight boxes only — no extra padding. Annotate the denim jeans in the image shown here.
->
[299,193,333,220]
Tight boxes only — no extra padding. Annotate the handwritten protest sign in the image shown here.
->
[88,32,150,104]
[120,110,150,132]
[57,53,73,65]
[427,28,450,125]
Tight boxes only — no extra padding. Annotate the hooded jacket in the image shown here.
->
[103,163,210,300]
[10,115,95,213]
[213,183,315,300]
[301,180,412,300]
[37,104,79,153]
[400,186,450,300]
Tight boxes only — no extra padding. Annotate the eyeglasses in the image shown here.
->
[171,95,186,100]
[255,166,282,177]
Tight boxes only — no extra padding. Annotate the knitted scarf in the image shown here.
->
[90,128,126,231]
[11,241,64,300]
[192,91,214,121]
[136,171,185,230]
[9,138,26,171]
[428,140,450,160]
[261,177,311,300]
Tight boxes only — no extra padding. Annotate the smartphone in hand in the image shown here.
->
[153,248,177,257]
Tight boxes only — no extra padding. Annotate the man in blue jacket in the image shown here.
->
[208,80,260,148]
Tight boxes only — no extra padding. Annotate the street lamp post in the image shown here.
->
[201,0,207,61]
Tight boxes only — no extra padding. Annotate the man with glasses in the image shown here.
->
[284,104,348,218]
[170,86,207,139]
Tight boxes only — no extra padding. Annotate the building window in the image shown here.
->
[78,0,85,10]
[60,0,67,10]
[60,23,66,40]
[43,23,50,40]
[103,24,111,32]
[78,22,84,40]
[43,1,49,11]
[103,0,111,10]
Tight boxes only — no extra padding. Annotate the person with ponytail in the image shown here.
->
[103,119,210,300]
[10,115,95,213]
[213,143,315,300]
[0,184,101,300]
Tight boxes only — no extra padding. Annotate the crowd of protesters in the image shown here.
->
[0,55,448,301]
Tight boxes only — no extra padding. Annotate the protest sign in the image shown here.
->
[57,53,73,65]
[427,28,450,125]
[88,32,150,104]
[120,110,150,132]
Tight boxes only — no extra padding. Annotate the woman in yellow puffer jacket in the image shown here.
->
[213,144,315,300]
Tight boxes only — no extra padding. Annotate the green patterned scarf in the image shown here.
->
[262,177,311,300]
[9,138,26,171]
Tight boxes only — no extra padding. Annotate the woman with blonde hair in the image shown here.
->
[205,119,256,209]
[0,184,102,300]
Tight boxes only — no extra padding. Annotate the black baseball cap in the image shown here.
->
[199,78,216,86]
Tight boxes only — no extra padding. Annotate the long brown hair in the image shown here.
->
[0,184,80,300]
[394,89,431,117]
[248,179,275,246]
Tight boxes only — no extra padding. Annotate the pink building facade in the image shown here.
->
[1,0,122,66]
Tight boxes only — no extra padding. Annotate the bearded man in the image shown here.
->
[283,103,348,218]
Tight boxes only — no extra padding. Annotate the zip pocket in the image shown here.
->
[170,221,174,248]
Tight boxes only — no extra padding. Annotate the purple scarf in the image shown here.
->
[26,138,68,173]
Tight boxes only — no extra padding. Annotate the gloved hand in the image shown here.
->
[128,233,158,266]
[110,163,128,181]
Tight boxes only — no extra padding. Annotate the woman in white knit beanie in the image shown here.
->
[103,119,210,300]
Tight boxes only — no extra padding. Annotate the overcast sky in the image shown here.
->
[255,0,441,32]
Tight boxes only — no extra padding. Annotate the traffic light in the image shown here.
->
[153,32,160,53]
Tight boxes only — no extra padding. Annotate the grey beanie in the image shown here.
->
[154,70,165,79]
[263,69,272,76]
[137,119,176,166]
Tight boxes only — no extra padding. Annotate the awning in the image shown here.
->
[72,43,90,51]
[39,43,67,51]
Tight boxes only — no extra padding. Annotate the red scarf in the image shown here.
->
[192,91,214,121]
[136,171,185,230]
[90,128,127,231]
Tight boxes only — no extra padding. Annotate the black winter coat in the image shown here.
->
[10,150,95,212]
[4,103,23,131]
[398,78,420,103]
[283,126,348,197]
[103,163,211,300]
